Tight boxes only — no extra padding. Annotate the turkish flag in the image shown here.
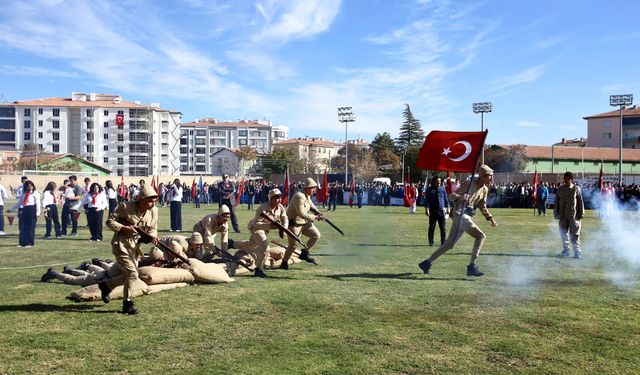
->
[416,130,487,172]
[116,114,124,126]
[119,175,127,199]
[191,178,197,199]
[234,178,244,208]
[282,169,289,206]
[597,164,604,191]
[316,170,328,204]
[532,168,539,205]
[151,176,158,193]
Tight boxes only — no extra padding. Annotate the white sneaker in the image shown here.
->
[0,231,6,235]
[24,245,33,248]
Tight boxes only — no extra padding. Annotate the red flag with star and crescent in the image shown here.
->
[416,130,488,172]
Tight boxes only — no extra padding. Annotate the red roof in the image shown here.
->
[181,119,271,128]
[583,107,640,119]
[497,145,640,162]
[12,97,178,113]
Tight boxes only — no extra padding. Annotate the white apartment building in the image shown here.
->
[180,118,286,175]
[3,92,181,176]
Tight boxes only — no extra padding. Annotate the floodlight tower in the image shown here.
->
[337,107,356,185]
[473,102,492,165]
[610,94,633,184]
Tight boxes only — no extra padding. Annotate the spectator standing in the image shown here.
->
[0,177,7,235]
[9,180,41,247]
[554,172,584,258]
[425,176,449,247]
[42,181,61,239]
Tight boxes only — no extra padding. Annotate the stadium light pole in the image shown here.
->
[610,94,633,185]
[473,102,492,165]
[338,107,356,185]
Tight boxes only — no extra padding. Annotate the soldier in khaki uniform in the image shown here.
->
[99,184,159,315]
[192,206,230,256]
[155,232,204,261]
[419,165,499,277]
[234,188,288,278]
[281,178,324,269]
[554,171,584,258]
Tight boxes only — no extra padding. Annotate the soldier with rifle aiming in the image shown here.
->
[98,184,159,315]
[192,206,231,257]
[233,188,288,278]
[155,232,205,262]
[280,178,325,269]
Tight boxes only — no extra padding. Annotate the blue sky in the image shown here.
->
[1,0,639,146]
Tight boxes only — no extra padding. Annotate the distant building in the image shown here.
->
[584,107,640,149]
[180,118,283,175]
[273,137,338,174]
[1,92,182,176]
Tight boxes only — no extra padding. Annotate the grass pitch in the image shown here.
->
[0,203,638,374]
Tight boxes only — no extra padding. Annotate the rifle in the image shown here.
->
[117,218,190,264]
[259,211,308,249]
[270,240,317,266]
[201,244,255,272]
[310,207,345,236]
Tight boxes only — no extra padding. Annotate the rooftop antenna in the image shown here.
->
[0,94,8,103]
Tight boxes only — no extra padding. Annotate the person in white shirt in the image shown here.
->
[0,177,8,235]
[8,180,41,247]
[169,179,183,231]
[42,181,61,239]
[80,182,109,241]
[104,180,118,214]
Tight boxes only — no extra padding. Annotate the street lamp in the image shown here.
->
[338,106,356,185]
[610,94,633,184]
[472,102,492,165]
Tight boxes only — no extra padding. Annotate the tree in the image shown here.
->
[376,148,401,173]
[236,146,257,176]
[371,132,397,154]
[484,144,528,173]
[261,148,305,174]
[396,104,425,150]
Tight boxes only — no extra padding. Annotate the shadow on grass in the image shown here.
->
[316,253,358,257]
[352,243,425,248]
[321,273,474,282]
[0,303,114,313]
[451,252,560,259]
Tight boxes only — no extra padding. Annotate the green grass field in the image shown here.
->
[0,203,638,374]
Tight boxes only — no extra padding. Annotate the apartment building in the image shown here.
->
[585,106,640,149]
[2,92,181,176]
[273,137,338,174]
[179,118,284,175]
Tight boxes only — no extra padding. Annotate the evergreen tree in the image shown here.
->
[396,104,425,150]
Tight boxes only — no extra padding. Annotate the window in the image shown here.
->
[103,157,109,163]
[38,132,43,139]
[196,130,206,136]
[239,130,247,136]
[117,110,124,115]
[52,108,60,117]
[104,121,109,128]
[117,158,124,165]
[38,108,43,115]
[86,109,92,117]
[195,138,205,145]
[250,131,262,137]
[180,147,188,154]
[52,144,59,153]
[196,165,206,172]
[117,146,124,153]
[118,134,124,142]
[104,110,109,116]
[38,120,43,127]
[24,108,31,117]
[87,133,94,141]
[24,120,31,128]
[0,107,15,117]
[24,132,31,140]
[103,145,108,151]
[196,147,206,154]
[53,120,60,129]
[86,121,93,129]
[86,145,94,153]
[603,132,612,139]
[180,138,188,145]
[117,169,123,176]
[87,156,94,162]
[104,134,108,140]
[239,139,247,146]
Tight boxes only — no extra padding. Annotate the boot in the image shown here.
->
[466,264,484,277]
[91,258,102,266]
[122,299,139,315]
[40,267,57,282]
[559,250,570,257]
[574,251,582,259]
[279,260,289,270]
[98,281,111,304]
[299,250,317,265]
[418,259,432,274]
[253,268,268,278]
[78,262,90,271]
[226,262,238,277]
[62,265,73,275]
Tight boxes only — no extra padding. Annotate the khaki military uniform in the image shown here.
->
[157,235,202,260]
[235,201,288,269]
[53,262,121,286]
[429,180,493,265]
[283,191,321,261]
[554,183,584,255]
[105,201,158,300]
[193,214,228,254]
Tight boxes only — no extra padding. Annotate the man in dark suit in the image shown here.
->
[425,176,449,246]
[218,174,240,233]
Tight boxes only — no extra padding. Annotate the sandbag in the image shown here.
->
[146,282,189,294]
[138,266,195,285]
[188,258,234,283]
[67,279,149,302]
